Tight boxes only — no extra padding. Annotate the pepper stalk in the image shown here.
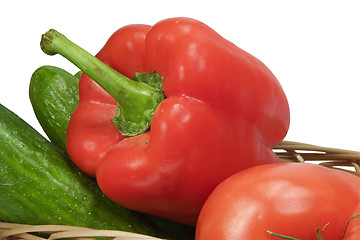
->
[40,29,164,136]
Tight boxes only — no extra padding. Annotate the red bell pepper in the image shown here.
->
[41,17,290,226]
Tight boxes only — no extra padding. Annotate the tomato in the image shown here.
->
[343,202,360,240]
[195,163,360,240]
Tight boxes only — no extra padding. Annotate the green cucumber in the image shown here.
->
[29,65,80,153]
[0,104,194,239]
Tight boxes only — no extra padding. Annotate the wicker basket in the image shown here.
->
[275,141,360,176]
[1,141,359,240]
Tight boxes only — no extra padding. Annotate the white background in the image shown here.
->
[0,0,359,151]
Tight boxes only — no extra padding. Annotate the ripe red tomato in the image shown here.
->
[195,163,360,240]
[343,202,360,240]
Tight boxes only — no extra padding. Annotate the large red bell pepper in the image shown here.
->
[41,17,290,226]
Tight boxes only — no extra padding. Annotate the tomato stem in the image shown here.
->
[343,214,360,238]
[266,230,299,240]
[40,29,164,136]
[316,222,329,240]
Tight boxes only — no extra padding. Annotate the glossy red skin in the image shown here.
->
[343,202,360,240]
[66,17,290,225]
[196,163,360,239]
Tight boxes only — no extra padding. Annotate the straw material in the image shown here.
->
[0,222,165,240]
[274,141,360,176]
[1,141,359,240]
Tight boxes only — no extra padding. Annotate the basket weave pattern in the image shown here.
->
[275,141,360,176]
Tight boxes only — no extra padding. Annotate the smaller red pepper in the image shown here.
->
[41,17,290,226]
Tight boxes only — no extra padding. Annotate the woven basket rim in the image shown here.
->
[0,222,165,240]
[274,140,360,176]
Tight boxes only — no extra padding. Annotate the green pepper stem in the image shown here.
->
[40,29,164,136]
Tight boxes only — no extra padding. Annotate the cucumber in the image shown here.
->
[29,65,80,153]
[0,103,194,239]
